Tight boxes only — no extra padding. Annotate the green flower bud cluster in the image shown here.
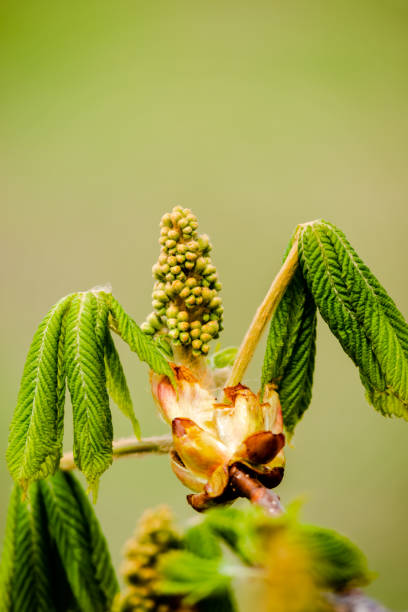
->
[141,206,223,357]
[113,506,195,612]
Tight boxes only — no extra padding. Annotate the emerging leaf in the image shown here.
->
[298,220,408,420]
[108,294,176,386]
[64,292,113,496]
[0,484,55,612]
[261,266,316,435]
[104,330,140,439]
[39,471,119,612]
[7,295,73,490]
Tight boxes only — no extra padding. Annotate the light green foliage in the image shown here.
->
[158,505,371,609]
[104,330,140,439]
[298,220,408,420]
[108,294,175,385]
[299,524,372,592]
[39,471,119,612]
[184,522,222,560]
[159,551,231,605]
[65,292,113,497]
[262,267,317,435]
[0,484,55,612]
[7,288,174,492]
[6,295,73,491]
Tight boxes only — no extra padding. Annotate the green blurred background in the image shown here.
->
[1,1,407,609]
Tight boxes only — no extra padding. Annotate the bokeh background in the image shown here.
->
[1,1,407,609]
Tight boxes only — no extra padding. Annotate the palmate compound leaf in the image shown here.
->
[6,294,73,491]
[261,265,317,436]
[39,471,119,612]
[108,294,176,387]
[64,291,113,498]
[0,484,55,612]
[104,329,141,439]
[298,220,408,420]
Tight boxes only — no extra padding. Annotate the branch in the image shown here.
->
[59,435,173,471]
[226,236,299,389]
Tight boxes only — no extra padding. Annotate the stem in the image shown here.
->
[59,435,173,471]
[225,236,299,389]
[229,465,284,517]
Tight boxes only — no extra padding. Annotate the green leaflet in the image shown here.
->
[6,295,73,490]
[104,329,140,439]
[184,523,222,560]
[261,266,317,435]
[108,295,175,386]
[299,524,371,592]
[298,220,408,420]
[65,471,119,605]
[0,484,55,612]
[65,292,113,497]
[159,551,231,605]
[39,471,118,612]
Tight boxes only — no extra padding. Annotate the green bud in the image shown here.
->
[178,321,189,332]
[185,261,195,270]
[201,344,210,355]
[185,295,196,307]
[179,287,190,299]
[172,280,184,294]
[202,314,210,322]
[159,236,166,245]
[183,226,193,236]
[192,286,202,296]
[152,299,162,310]
[209,297,222,309]
[147,313,162,329]
[165,273,175,282]
[167,229,179,241]
[178,218,188,229]
[186,277,197,288]
[165,239,176,250]
[192,339,202,350]
[198,234,210,251]
[161,263,170,274]
[201,287,213,303]
[190,220,199,230]
[204,264,216,276]
[161,213,172,227]
[190,321,201,329]
[186,251,197,262]
[179,332,191,344]
[167,255,177,266]
[161,226,169,236]
[167,318,178,328]
[214,281,222,291]
[153,290,167,303]
[176,243,187,254]
[141,322,155,335]
[176,253,185,264]
[169,329,179,340]
[176,272,186,281]
[207,273,218,284]
[158,253,167,264]
[177,311,189,322]
[190,328,201,339]
[195,256,207,273]
[202,279,210,287]
[171,265,181,275]
[200,332,212,343]
[186,240,198,252]
[166,305,178,318]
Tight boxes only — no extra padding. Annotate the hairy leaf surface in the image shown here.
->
[104,329,140,438]
[298,220,408,419]
[108,295,175,385]
[39,471,118,612]
[65,292,113,495]
[7,295,73,490]
[262,266,317,435]
[0,484,55,612]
